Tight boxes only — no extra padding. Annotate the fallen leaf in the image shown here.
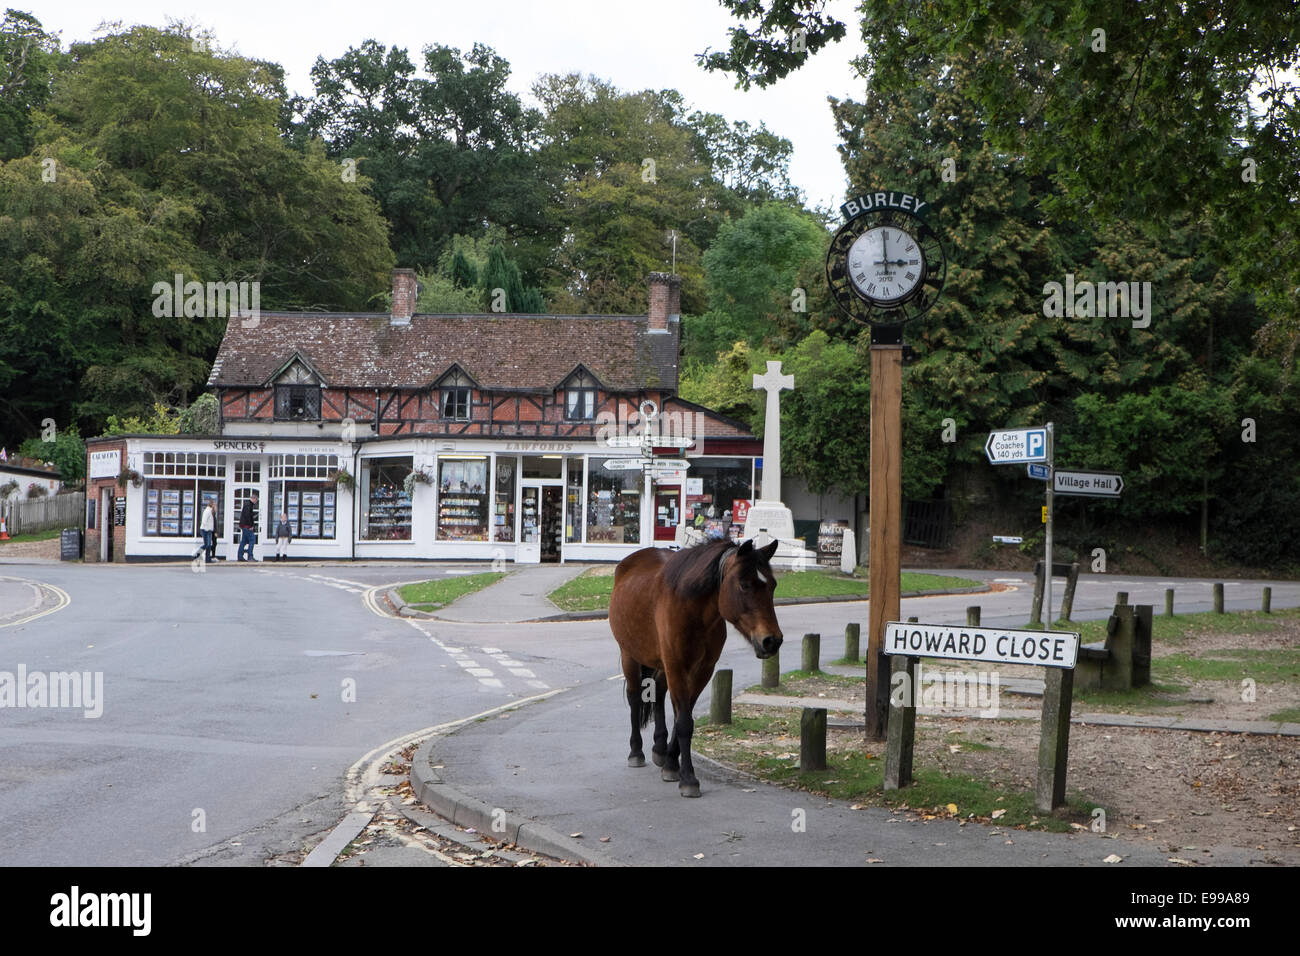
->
[693,853,704,859]
[1168,857,1197,866]
[866,857,884,863]
[600,836,611,843]
[1103,853,1124,864]
[570,832,583,839]
[991,809,1006,820]
[945,803,958,815]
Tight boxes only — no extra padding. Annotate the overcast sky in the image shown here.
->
[29,0,869,212]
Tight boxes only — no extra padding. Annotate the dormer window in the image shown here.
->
[564,370,598,420]
[273,359,321,421]
[439,370,472,421]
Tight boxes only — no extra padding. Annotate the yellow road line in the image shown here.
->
[0,579,70,629]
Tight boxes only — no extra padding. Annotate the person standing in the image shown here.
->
[237,491,258,562]
[200,499,217,562]
[274,512,292,562]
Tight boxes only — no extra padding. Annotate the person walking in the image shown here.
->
[237,491,258,562]
[274,512,292,562]
[200,499,217,562]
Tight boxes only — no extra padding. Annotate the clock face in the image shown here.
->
[825,201,947,328]
[847,226,926,305]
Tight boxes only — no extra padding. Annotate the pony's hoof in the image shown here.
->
[651,750,666,768]
[660,768,680,782]
[679,782,701,798]
[627,755,645,768]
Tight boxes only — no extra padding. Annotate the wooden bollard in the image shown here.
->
[710,669,732,725]
[907,616,918,623]
[844,622,860,662]
[1165,588,1174,617]
[1116,591,1129,606]
[800,707,827,772]
[1214,582,1224,614]
[1262,587,1271,614]
[802,633,820,673]
[761,649,780,689]
[966,605,980,626]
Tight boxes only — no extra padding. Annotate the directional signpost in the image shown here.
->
[984,427,1048,464]
[603,458,690,471]
[1053,470,1123,497]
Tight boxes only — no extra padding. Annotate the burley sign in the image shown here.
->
[840,191,930,220]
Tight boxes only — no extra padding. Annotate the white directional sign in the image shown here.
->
[602,435,694,448]
[603,458,691,471]
[985,427,1048,464]
[1054,470,1123,497]
[884,621,1079,669]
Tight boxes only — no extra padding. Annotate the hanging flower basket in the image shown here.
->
[327,467,355,491]
[402,467,433,497]
[117,468,143,489]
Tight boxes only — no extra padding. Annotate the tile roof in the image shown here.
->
[208,312,679,393]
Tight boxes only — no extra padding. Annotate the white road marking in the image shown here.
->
[0,578,71,629]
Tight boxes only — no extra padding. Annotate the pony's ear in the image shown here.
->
[759,539,778,562]
[737,539,754,556]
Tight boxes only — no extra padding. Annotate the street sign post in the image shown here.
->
[603,458,691,471]
[985,427,1048,464]
[1053,470,1123,497]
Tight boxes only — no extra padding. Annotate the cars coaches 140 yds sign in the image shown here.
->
[826,190,947,327]
[884,621,1079,669]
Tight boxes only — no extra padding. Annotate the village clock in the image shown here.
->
[826,190,947,330]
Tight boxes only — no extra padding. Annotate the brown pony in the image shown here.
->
[609,538,782,797]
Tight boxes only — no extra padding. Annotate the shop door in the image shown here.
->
[100,487,112,562]
[517,485,542,563]
[540,486,563,562]
[653,484,681,541]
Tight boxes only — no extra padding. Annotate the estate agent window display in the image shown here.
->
[267,454,339,541]
[141,452,226,539]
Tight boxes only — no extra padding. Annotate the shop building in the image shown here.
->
[84,271,763,562]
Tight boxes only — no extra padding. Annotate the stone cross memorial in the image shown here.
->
[740,361,818,567]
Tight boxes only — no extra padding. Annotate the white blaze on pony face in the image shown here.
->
[718,540,783,659]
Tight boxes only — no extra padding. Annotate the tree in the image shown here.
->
[17,423,85,482]
[0,10,62,161]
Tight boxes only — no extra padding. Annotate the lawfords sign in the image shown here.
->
[884,621,1079,669]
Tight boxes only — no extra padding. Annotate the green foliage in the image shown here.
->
[414,273,482,314]
[104,402,180,436]
[17,423,85,482]
[776,331,871,494]
[679,340,768,425]
[177,393,218,434]
[0,11,62,161]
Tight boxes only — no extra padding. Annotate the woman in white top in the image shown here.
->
[199,501,216,561]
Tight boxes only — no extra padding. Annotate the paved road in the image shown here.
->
[0,561,1294,866]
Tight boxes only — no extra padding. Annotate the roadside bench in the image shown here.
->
[1075,601,1153,692]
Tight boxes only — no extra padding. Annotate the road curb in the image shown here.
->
[410,734,624,867]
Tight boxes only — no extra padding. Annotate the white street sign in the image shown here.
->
[603,458,692,472]
[884,621,1079,669]
[1054,470,1123,497]
[985,427,1048,464]
[602,435,695,448]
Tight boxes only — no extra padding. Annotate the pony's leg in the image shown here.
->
[669,688,700,798]
[651,671,670,768]
[623,656,646,768]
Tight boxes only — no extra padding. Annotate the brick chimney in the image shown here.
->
[647,272,681,331]
[391,268,418,326]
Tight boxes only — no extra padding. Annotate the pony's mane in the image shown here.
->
[661,538,739,600]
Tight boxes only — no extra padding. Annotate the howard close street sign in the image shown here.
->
[884,620,1080,669]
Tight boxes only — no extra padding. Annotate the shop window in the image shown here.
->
[437,456,488,541]
[565,457,584,543]
[587,463,641,544]
[360,457,411,540]
[269,481,337,540]
[143,481,198,537]
[493,457,516,543]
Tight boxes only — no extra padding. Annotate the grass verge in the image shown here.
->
[398,572,506,611]
[0,528,62,545]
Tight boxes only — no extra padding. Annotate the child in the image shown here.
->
[274,512,293,562]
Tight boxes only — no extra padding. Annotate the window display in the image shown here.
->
[494,458,516,543]
[565,458,583,543]
[361,457,412,540]
[437,457,488,541]
[587,464,641,544]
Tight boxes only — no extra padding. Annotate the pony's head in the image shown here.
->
[717,538,783,659]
